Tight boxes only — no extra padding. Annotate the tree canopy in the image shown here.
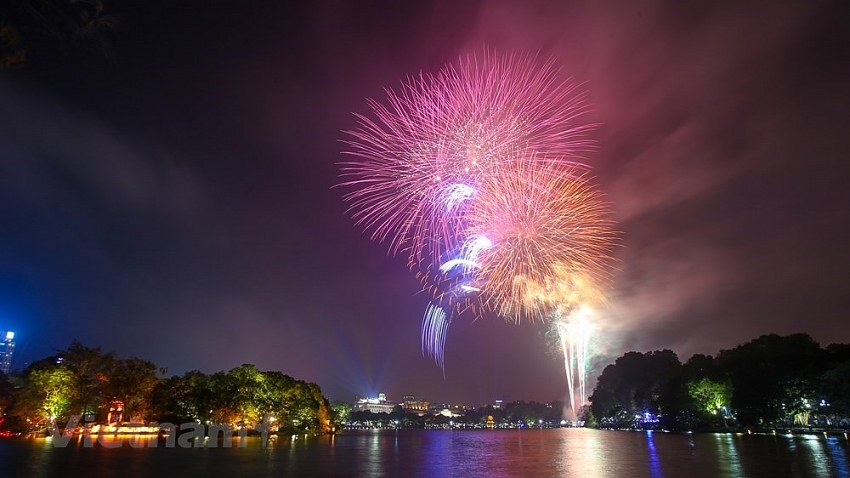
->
[1,341,333,435]
[588,334,850,430]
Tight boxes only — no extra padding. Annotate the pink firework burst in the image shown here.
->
[338,50,597,272]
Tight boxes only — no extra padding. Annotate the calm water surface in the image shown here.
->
[1,429,848,477]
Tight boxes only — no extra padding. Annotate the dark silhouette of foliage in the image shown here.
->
[589,350,681,429]
[589,334,849,431]
[0,0,119,67]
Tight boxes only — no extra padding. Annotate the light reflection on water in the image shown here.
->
[1,429,848,477]
[825,436,850,478]
[714,434,743,477]
[646,431,663,478]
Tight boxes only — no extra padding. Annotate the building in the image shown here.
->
[438,408,464,418]
[107,400,125,424]
[430,401,471,415]
[401,395,430,414]
[0,331,15,374]
[353,393,397,414]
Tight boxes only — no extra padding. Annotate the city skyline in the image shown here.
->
[1,0,849,405]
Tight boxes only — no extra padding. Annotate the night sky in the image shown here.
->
[2,0,849,406]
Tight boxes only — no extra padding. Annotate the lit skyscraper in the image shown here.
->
[0,331,15,374]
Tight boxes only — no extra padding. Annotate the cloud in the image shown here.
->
[0,78,205,217]
[449,0,850,359]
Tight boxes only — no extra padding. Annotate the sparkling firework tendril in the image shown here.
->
[422,302,449,372]
[554,306,594,419]
[468,160,615,321]
[540,273,607,419]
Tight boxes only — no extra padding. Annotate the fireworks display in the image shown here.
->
[469,160,614,321]
[339,51,596,269]
[339,51,616,414]
[552,305,596,420]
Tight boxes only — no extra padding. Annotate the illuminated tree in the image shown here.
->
[260,371,296,427]
[11,363,76,430]
[687,378,731,413]
[284,381,330,432]
[147,366,334,434]
[330,400,351,425]
[687,377,733,419]
[220,364,271,426]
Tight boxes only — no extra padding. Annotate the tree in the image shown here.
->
[283,381,332,433]
[683,354,718,380]
[330,400,351,427]
[60,340,116,420]
[222,365,257,425]
[147,366,333,434]
[686,377,733,429]
[150,374,192,424]
[687,378,732,414]
[261,371,296,426]
[589,350,682,428]
[716,333,825,427]
[819,360,850,420]
[106,357,159,422]
[0,0,119,67]
[11,363,76,431]
[149,370,212,424]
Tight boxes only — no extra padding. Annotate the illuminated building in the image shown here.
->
[354,393,396,413]
[0,331,15,374]
[107,400,125,423]
[401,395,430,414]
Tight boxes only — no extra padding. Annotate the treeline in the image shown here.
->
[0,340,333,434]
[588,333,850,431]
[343,400,567,428]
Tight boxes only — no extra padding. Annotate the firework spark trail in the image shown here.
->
[556,308,593,419]
[422,303,449,372]
[558,323,576,417]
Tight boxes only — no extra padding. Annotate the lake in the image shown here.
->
[1,428,848,477]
